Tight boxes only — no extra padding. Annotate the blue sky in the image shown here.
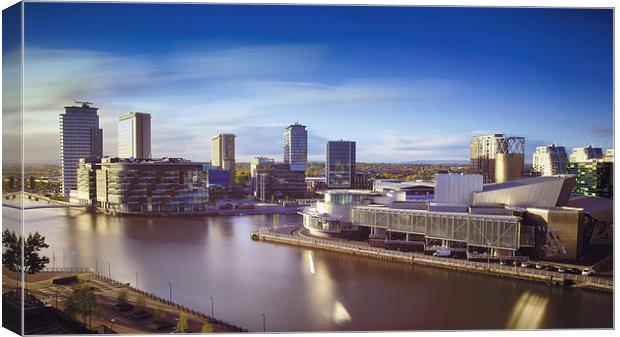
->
[6,3,613,163]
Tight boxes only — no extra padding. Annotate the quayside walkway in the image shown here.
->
[251,227,613,292]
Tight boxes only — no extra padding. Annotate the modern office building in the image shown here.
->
[59,102,103,196]
[211,134,236,172]
[470,134,524,183]
[569,146,604,162]
[118,112,151,159]
[326,140,356,189]
[74,157,210,214]
[251,160,306,202]
[283,123,308,171]
[533,145,568,176]
[566,161,613,199]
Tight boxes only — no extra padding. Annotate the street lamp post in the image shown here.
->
[210,296,214,317]
[110,318,115,331]
[95,258,98,274]
[135,272,139,289]
[261,313,266,333]
[168,282,173,301]
[108,262,111,278]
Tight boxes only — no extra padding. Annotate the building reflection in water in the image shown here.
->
[506,291,549,329]
[305,250,353,326]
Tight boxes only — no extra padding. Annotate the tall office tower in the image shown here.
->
[326,140,356,189]
[59,102,103,196]
[533,144,568,176]
[470,134,524,183]
[118,112,151,159]
[211,134,236,172]
[283,123,308,171]
[569,146,604,162]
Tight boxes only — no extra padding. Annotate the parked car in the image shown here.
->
[535,263,545,269]
[557,267,567,273]
[521,261,530,268]
[499,260,506,266]
[433,249,451,257]
[582,268,595,276]
[544,265,556,271]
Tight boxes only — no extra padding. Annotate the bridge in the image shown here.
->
[2,192,91,210]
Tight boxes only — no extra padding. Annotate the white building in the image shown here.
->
[569,146,603,162]
[283,123,308,171]
[433,173,483,205]
[118,112,151,159]
[533,144,568,176]
[211,134,236,172]
[59,102,103,196]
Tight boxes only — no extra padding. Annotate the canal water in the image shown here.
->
[5,202,613,331]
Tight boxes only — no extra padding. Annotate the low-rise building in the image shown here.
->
[73,157,211,214]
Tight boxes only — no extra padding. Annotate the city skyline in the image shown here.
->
[4,4,613,164]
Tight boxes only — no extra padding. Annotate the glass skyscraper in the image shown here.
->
[59,102,103,196]
[326,140,356,189]
[283,123,308,171]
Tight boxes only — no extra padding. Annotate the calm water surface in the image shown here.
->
[5,202,614,331]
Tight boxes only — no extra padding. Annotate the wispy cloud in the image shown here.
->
[20,44,467,163]
[587,126,613,137]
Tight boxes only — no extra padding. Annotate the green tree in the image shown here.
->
[175,311,188,333]
[64,284,98,328]
[201,322,213,333]
[2,230,50,287]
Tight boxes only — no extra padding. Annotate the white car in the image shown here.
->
[521,261,530,268]
[582,268,595,276]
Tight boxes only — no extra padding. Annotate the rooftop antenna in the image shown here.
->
[75,100,94,107]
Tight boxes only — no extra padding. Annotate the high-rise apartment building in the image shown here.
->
[470,134,524,183]
[59,102,103,196]
[566,161,613,199]
[326,141,356,189]
[533,145,568,176]
[569,146,604,162]
[118,112,151,159]
[283,123,308,171]
[211,134,235,172]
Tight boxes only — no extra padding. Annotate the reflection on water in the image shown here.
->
[4,204,613,331]
[506,292,549,329]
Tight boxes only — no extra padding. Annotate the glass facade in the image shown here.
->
[566,161,613,198]
[326,141,356,188]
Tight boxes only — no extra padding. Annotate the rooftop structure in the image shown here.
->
[569,146,604,162]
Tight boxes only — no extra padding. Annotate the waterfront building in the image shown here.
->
[434,173,483,205]
[283,123,308,171]
[211,134,236,172]
[69,158,100,205]
[205,166,232,188]
[251,160,306,202]
[569,146,603,162]
[532,145,568,176]
[373,179,434,200]
[304,174,596,260]
[59,102,103,196]
[306,176,327,194]
[118,112,151,159]
[80,157,210,214]
[470,134,524,183]
[566,161,613,199]
[326,140,356,189]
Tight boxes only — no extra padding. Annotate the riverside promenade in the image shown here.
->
[5,268,248,334]
[251,227,613,293]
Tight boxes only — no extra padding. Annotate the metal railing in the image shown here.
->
[256,230,613,287]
